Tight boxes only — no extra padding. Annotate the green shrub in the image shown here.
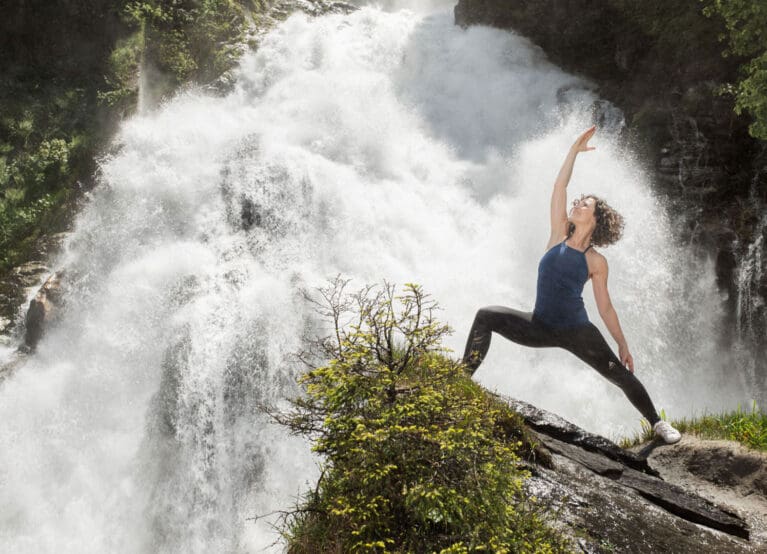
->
[98,28,145,110]
[272,277,571,553]
[120,0,252,90]
[701,0,767,140]
[1,122,77,274]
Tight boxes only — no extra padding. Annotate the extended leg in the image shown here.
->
[560,323,661,425]
[461,306,554,374]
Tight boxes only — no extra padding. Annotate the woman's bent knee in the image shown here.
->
[473,306,506,326]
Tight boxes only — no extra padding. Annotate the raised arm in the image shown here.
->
[591,254,634,372]
[547,125,597,250]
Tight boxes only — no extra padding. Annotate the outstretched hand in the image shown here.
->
[571,125,597,153]
[619,344,634,373]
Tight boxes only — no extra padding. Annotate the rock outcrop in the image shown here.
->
[499,395,764,553]
[23,269,66,351]
[0,267,67,382]
[0,233,70,344]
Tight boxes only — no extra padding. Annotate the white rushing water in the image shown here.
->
[0,2,750,552]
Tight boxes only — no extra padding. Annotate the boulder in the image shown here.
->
[498,394,757,551]
[24,270,66,351]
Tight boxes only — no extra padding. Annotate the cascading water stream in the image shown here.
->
[0,3,750,552]
[733,171,767,403]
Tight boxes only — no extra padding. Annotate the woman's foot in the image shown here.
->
[653,420,682,444]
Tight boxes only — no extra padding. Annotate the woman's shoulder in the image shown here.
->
[586,248,607,273]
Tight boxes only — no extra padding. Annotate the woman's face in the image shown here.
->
[568,195,596,226]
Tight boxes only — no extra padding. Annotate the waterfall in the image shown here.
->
[736,221,765,342]
[733,171,767,403]
[0,3,749,552]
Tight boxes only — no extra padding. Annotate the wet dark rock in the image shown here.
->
[529,452,755,553]
[240,197,261,230]
[533,434,625,479]
[498,394,753,548]
[500,395,657,476]
[618,466,747,539]
[12,261,51,288]
[23,270,66,351]
[0,262,51,341]
[0,232,70,343]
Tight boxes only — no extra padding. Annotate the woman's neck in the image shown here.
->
[567,225,593,251]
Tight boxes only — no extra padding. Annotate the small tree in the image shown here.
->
[270,275,570,553]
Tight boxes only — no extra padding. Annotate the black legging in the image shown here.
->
[462,305,661,425]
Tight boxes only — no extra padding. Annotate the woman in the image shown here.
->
[461,124,681,444]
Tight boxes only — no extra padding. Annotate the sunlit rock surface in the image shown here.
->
[502,395,762,553]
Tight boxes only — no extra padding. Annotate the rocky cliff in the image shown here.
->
[503,395,767,553]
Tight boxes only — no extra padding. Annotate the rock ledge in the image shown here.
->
[498,395,758,553]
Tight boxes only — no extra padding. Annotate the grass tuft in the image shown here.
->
[620,401,767,451]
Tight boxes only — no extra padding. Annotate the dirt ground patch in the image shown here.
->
[631,435,767,547]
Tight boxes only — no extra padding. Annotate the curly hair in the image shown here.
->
[567,193,625,247]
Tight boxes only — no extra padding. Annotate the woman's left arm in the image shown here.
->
[591,255,634,372]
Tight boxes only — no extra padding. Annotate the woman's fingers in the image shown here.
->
[619,347,634,373]
[573,126,597,152]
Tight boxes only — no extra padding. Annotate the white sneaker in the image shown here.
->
[653,420,682,444]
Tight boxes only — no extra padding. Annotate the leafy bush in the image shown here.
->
[98,29,145,110]
[272,277,571,553]
[120,0,253,92]
[701,0,767,140]
[0,107,87,269]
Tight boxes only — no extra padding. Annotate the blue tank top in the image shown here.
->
[533,239,591,328]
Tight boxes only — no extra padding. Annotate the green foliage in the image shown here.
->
[0,0,268,274]
[620,401,767,451]
[701,0,767,139]
[273,277,571,553]
[0,84,95,270]
[118,0,252,92]
[98,29,145,110]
